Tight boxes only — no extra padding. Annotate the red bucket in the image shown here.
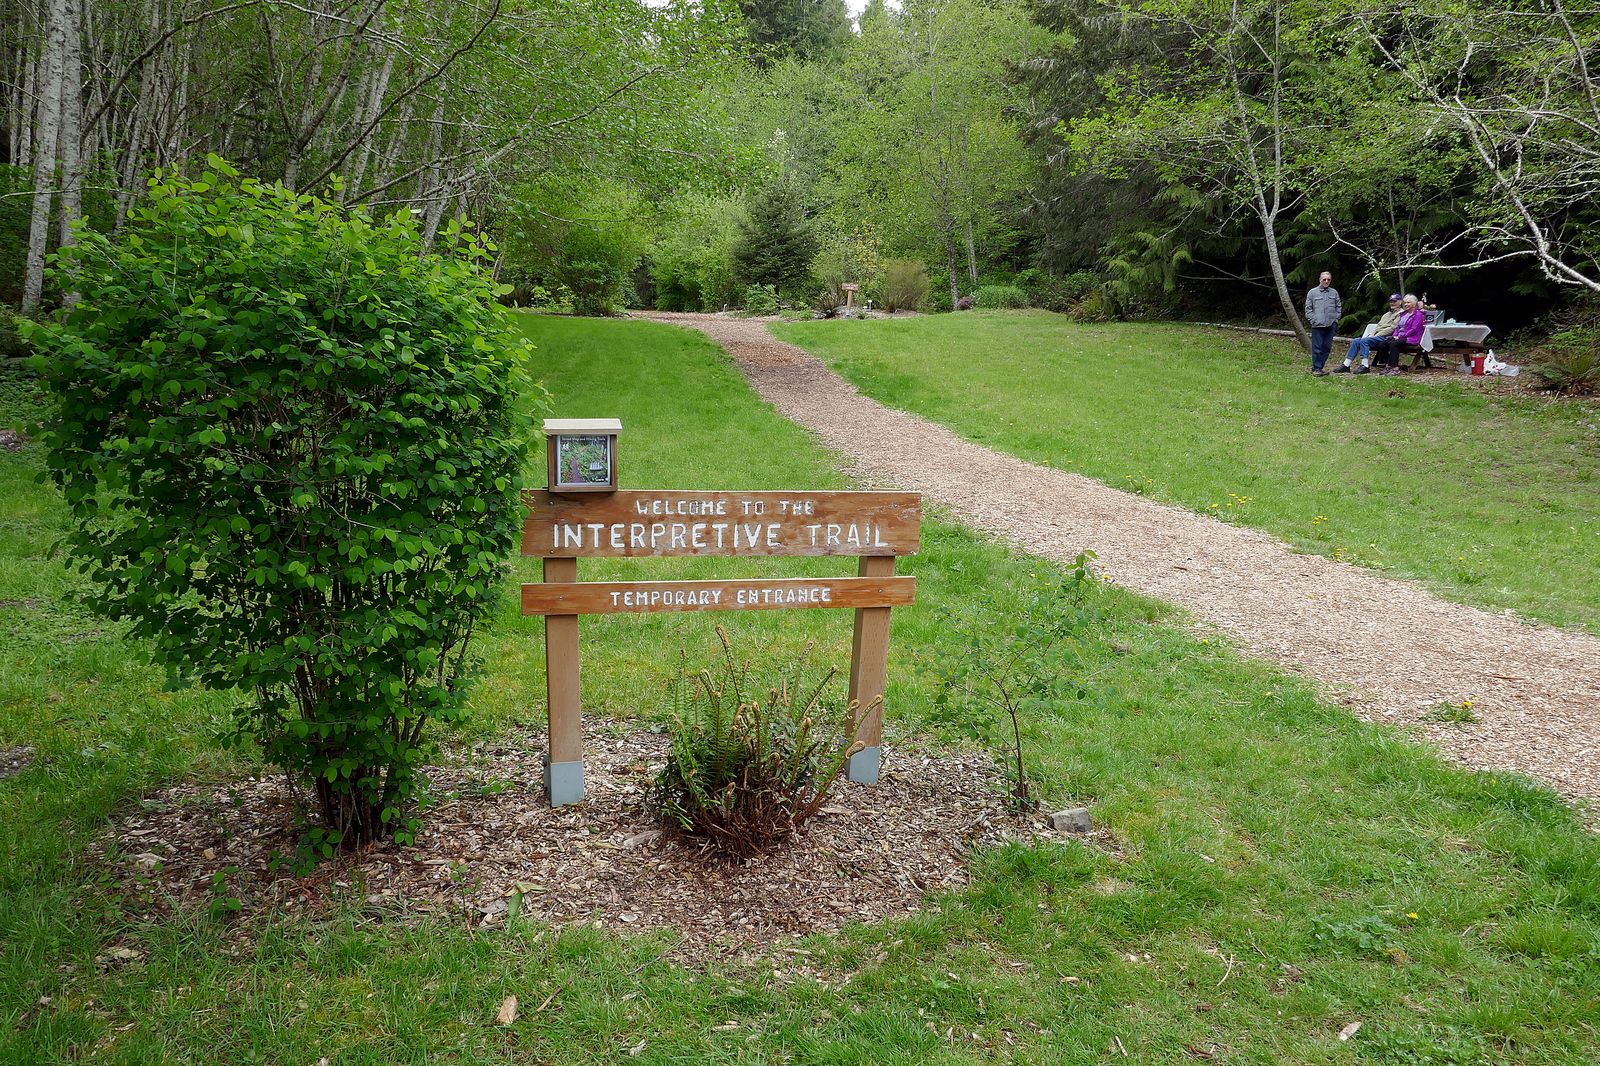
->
[1470,353,1487,376]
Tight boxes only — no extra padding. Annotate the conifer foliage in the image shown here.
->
[733,178,819,299]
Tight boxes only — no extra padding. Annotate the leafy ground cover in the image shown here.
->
[774,311,1600,635]
[1,316,1597,1063]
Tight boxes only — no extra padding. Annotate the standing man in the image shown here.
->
[1303,271,1342,376]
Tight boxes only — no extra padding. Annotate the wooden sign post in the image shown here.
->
[524,460,921,806]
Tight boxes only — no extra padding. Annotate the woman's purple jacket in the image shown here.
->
[1393,309,1427,345]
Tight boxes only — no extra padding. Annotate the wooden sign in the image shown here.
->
[522,490,920,558]
[522,575,917,616]
[524,476,921,807]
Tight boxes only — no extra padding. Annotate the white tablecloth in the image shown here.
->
[1427,323,1492,346]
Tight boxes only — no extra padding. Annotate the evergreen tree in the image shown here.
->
[733,179,820,294]
[742,0,853,65]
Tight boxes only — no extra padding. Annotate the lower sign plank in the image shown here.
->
[522,576,916,616]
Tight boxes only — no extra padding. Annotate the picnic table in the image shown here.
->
[1361,319,1492,356]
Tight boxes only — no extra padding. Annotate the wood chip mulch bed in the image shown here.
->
[94,726,1050,962]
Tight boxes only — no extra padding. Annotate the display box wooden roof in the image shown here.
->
[543,418,623,437]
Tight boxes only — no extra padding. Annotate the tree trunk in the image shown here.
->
[21,0,67,315]
[1259,209,1307,352]
[964,216,977,288]
[12,26,38,169]
[56,0,82,254]
[944,229,960,308]
[343,46,395,201]
[314,772,387,847]
[417,95,447,249]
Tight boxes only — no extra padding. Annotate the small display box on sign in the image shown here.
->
[545,418,621,493]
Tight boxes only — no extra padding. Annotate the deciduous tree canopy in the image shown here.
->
[5,0,1596,330]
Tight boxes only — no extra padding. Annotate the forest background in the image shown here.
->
[3,0,1598,351]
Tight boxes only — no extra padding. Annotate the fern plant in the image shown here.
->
[1530,330,1600,395]
[653,627,866,857]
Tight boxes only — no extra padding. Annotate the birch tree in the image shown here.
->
[1063,0,1320,349]
[20,0,65,313]
[3,0,750,312]
[828,0,1042,306]
[1363,0,1600,292]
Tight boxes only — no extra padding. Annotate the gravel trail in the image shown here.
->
[640,312,1600,805]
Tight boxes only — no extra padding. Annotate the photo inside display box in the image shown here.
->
[556,435,612,486]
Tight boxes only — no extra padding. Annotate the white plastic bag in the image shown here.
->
[1483,349,1520,377]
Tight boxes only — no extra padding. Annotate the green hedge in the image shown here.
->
[27,159,537,852]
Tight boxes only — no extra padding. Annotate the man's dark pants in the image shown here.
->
[1310,326,1335,371]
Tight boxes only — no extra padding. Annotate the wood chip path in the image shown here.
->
[640,312,1600,806]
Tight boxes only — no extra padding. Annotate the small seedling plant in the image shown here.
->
[652,626,866,858]
[923,551,1099,811]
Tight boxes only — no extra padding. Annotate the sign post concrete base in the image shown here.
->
[846,745,881,785]
[544,756,585,808]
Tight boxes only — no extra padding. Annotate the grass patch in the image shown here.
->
[773,311,1600,635]
[1,316,1598,1062]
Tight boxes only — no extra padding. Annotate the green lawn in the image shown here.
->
[774,311,1600,635]
[1,315,1597,1063]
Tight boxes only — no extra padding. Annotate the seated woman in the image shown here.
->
[1336,293,1403,373]
[1380,295,1428,376]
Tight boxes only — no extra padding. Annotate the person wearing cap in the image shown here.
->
[1303,271,1342,375]
[1334,293,1403,374]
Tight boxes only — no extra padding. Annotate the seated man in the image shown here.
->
[1334,293,1403,373]
[1379,294,1428,375]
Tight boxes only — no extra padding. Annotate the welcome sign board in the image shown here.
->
[522,486,920,806]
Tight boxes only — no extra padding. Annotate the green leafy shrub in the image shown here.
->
[921,552,1099,810]
[653,627,865,857]
[27,158,536,851]
[500,177,647,316]
[652,194,743,312]
[499,273,575,314]
[1530,329,1600,395]
[975,284,1027,309]
[0,164,37,306]
[742,283,780,315]
[811,281,846,316]
[0,307,30,361]
[881,259,930,313]
[810,223,885,306]
[1016,269,1099,312]
[1067,289,1116,323]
